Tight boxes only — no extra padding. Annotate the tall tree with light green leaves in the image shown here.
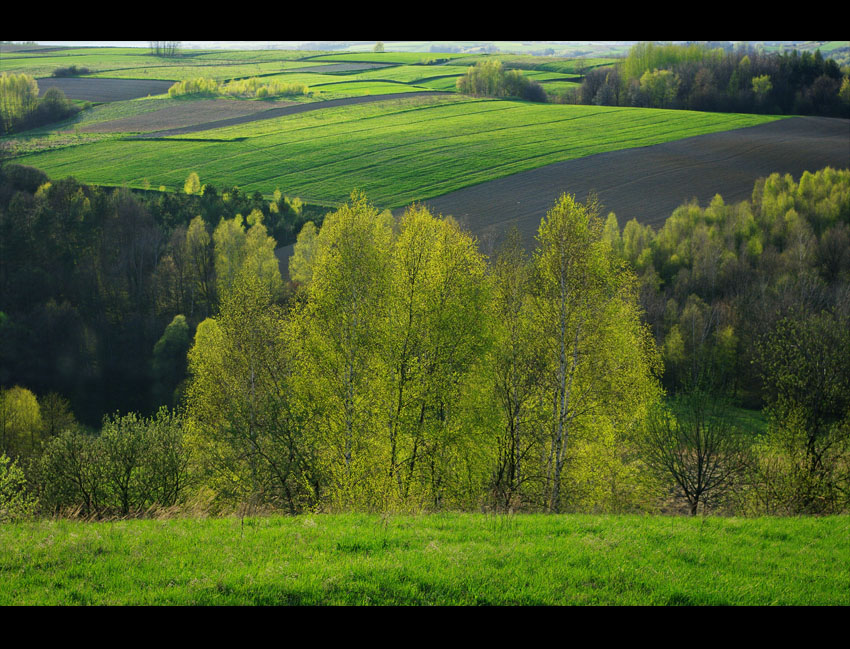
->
[488,228,546,510]
[531,193,662,513]
[213,211,283,303]
[289,221,318,286]
[185,271,314,513]
[293,192,395,509]
[380,204,492,509]
[0,386,43,458]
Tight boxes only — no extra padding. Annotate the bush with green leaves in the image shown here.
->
[0,452,37,522]
[38,408,190,517]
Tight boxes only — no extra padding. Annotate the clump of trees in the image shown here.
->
[149,41,181,57]
[51,65,90,77]
[604,166,850,514]
[456,60,547,102]
[35,409,190,516]
[168,77,310,100]
[0,452,37,521]
[182,191,661,514]
[577,42,849,117]
[0,73,79,135]
[749,311,850,514]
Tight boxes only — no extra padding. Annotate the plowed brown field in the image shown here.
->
[37,78,174,102]
[415,116,850,251]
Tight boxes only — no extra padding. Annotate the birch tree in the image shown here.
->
[489,228,546,509]
[381,204,491,509]
[296,192,394,508]
[185,272,312,513]
[531,193,661,512]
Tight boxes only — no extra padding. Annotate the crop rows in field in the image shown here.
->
[76,98,293,133]
[84,60,330,82]
[15,95,780,209]
[0,50,208,78]
[308,82,443,99]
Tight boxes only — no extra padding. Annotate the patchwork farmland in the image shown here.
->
[4,44,847,251]
[5,45,847,240]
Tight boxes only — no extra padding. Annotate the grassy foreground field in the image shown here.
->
[1,513,846,605]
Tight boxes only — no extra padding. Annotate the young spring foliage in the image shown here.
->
[184,192,663,513]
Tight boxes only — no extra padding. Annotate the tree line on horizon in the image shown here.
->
[1,166,848,520]
[558,42,850,118]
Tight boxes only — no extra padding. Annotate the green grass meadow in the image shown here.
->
[1,513,846,605]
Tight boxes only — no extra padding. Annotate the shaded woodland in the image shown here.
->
[0,164,310,425]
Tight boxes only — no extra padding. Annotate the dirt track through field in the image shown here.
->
[276,116,849,278]
[132,91,452,138]
[413,116,850,251]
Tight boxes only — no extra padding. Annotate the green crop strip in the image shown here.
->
[13,97,780,209]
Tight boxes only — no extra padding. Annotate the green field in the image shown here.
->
[308,81,442,99]
[1,513,846,605]
[0,49,215,78]
[328,64,472,84]
[0,48,327,79]
[13,95,781,208]
[304,51,472,65]
[539,80,583,94]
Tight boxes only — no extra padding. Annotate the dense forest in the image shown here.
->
[1,162,848,520]
[0,163,311,425]
[566,42,850,118]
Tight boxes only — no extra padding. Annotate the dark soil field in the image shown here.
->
[416,116,850,250]
[37,77,174,102]
[131,91,452,137]
[79,99,296,133]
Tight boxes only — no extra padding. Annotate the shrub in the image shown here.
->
[38,409,190,517]
[52,65,91,77]
[0,453,38,522]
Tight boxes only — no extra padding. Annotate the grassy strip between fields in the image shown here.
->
[1,513,846,605]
